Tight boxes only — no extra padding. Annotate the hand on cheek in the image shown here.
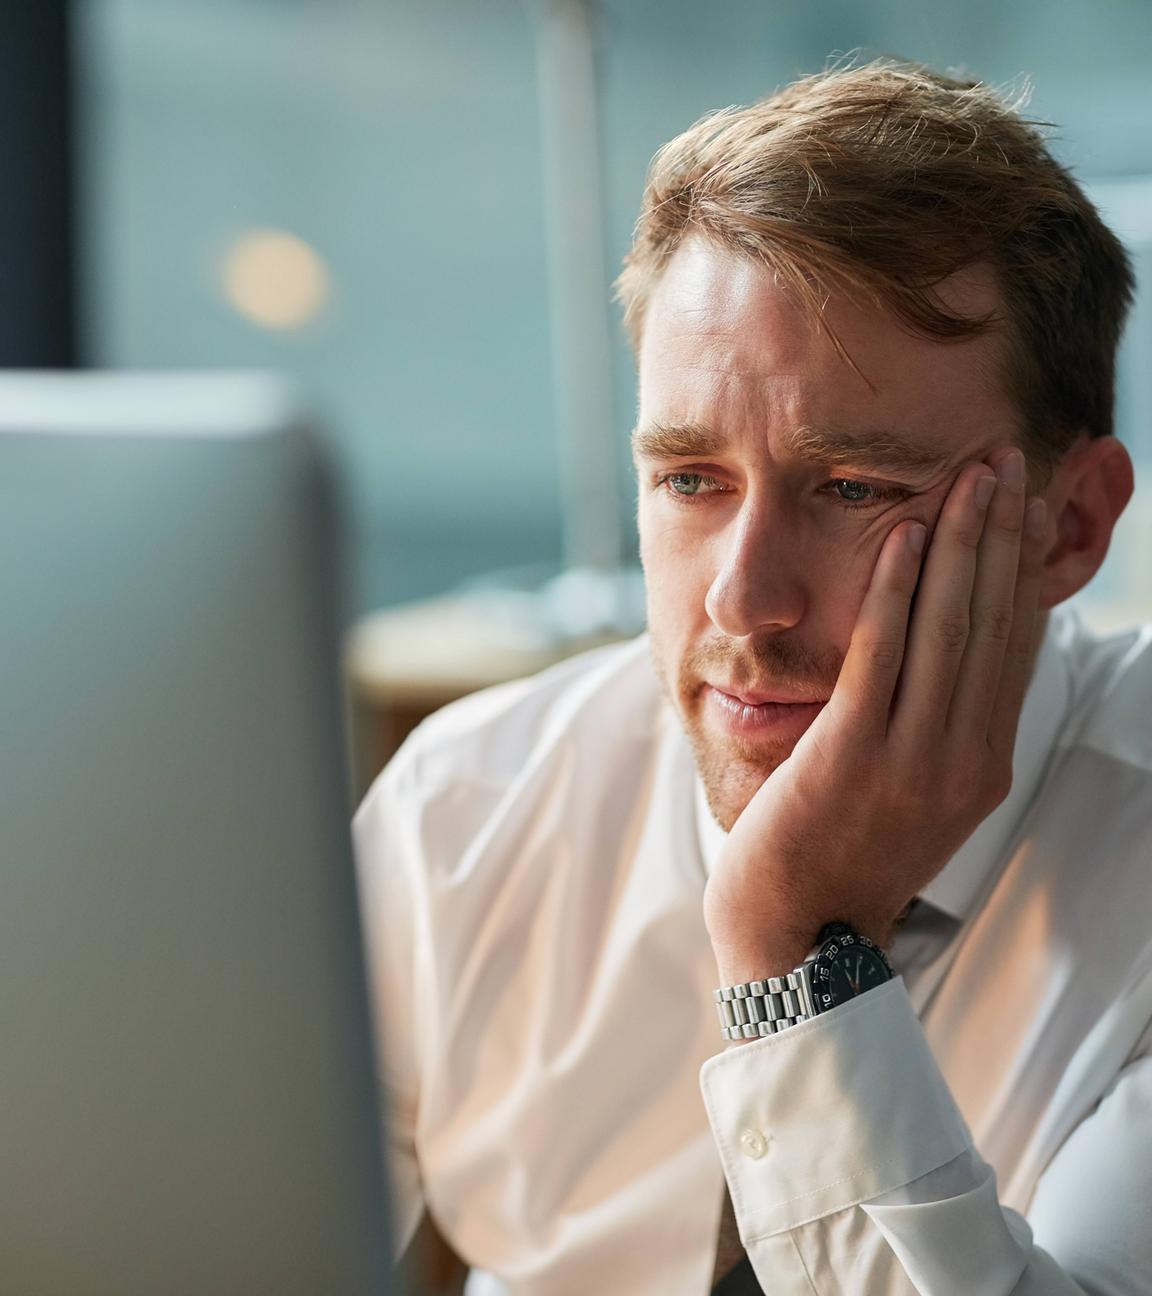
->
[703,445,1048,987]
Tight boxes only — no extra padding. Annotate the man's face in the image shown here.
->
[635,237,1021,831]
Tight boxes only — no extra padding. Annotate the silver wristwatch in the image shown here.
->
[713,922,893,1041]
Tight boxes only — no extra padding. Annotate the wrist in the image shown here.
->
[710,903,903,986]
[712,933,816,988]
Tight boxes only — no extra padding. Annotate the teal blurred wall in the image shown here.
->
[77,0,1152,617]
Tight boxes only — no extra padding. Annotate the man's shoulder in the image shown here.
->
[372,632,662,798]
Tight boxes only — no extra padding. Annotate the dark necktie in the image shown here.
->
[710,1183,762,1292]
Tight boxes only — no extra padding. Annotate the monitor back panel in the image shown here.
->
[0,375,394,1295]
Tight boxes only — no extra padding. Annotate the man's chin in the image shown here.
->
[683,722,796,833]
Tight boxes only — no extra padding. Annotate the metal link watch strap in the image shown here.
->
[714,972,812,1040]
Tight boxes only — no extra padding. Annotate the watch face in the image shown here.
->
[810,929,893,1012]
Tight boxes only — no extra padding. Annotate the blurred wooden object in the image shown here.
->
[344,592,627,800]
[396,1213,469,1296]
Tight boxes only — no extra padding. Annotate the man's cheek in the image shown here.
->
[640,524,708,593]
[640,545,697,628]
[647,571,708,645]
[637,510,679,571]
[830,500,945,637]
[830,538,887,621]
[855,499,946,581]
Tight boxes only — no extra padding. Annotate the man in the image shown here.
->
[354,60,1151,1293]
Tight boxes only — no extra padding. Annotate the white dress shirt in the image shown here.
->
[352,605,1152,1294]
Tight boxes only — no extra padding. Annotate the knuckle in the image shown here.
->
[994,510,1024,540]
[952,523,982,552]
[975,603,1014,642]
[865,638,904,672]
[1007,633,1034,671]
[932,612,970,652]
[847,672,890,718]
[986,767,1014,807]
[946,759,986,807]
[944,755,1011,810]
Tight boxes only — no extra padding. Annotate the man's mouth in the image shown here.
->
[711,683,826,706]
[703,685,827,739]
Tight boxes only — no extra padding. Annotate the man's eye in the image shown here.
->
[825,479,910,509]
[654,473,910,510]
[655,472,725,502]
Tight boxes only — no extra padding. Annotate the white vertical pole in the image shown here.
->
[527,0,623,573]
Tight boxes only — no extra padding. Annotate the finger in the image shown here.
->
[987,493,1048,761]
[946,447,1029,737]
[889,462,998,737]
[829,518,927,741]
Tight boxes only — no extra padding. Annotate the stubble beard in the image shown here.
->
[680,715,794,833]
[649,629,842,833]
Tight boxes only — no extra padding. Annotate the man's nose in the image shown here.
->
[703,505,807,638]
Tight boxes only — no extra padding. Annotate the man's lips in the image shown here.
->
[702,685,828,741]
[709,684,827,706]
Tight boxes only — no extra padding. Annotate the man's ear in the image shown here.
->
[1039,435,1135,610]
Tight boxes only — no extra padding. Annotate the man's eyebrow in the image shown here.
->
[631,421,727,461]
[631,420,952,476]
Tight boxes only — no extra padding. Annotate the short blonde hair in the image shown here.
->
[616,58,1134,472]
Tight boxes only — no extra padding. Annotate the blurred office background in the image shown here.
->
[8,0,1152,785]
[7,7,1147,1290]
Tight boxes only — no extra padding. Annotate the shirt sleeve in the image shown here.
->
[700,977,1151,1294]
[351,756,429,1260]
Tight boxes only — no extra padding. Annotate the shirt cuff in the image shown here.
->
[699,976,974,1240]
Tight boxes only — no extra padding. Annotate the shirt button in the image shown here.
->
[739,1128,769,1160]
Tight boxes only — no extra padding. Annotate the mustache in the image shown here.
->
[680,636,842,698]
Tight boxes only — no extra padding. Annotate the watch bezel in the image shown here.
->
[807,923,893,1013]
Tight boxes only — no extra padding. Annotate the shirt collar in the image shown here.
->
[693,609,1074,923]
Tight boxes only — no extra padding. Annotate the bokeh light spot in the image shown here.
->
[221,228,330,330]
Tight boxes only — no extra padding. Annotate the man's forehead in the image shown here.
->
[643,234,1004,337]
[637,239,1012,466]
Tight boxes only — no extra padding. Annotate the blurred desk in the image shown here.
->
[344,591,633,801]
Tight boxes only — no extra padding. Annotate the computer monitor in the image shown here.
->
[0,373,398,1295]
